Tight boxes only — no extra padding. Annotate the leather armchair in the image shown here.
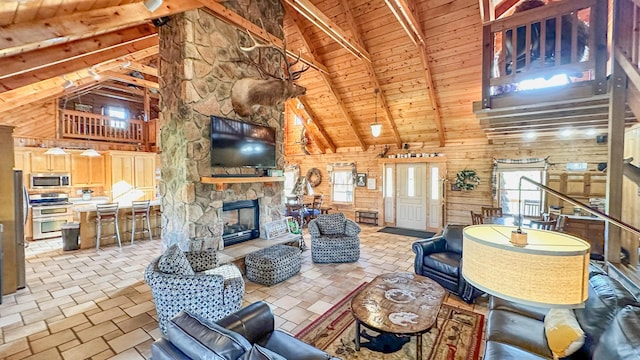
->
[412,224,483,303]
[152,301,338,360]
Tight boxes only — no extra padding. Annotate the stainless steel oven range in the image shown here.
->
[30,193,74,240]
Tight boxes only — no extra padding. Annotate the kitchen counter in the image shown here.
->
[73,199,161,249]
[72,198,161,213]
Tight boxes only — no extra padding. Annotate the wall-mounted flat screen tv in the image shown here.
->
[210,116,276,168]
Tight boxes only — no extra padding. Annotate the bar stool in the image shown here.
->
[127,200,152,244]
[96,203,121,250]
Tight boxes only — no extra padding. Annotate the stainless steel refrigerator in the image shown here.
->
[14,169,26,290]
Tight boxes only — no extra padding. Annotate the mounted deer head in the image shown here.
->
[232,29,309,117]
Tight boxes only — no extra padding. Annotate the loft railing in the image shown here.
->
[60,109,156,146]
[481,0,608,108]
[520,176,640,270]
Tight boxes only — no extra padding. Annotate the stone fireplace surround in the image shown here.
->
[158,1,285,250]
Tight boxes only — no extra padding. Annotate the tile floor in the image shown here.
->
[0,226,488,359]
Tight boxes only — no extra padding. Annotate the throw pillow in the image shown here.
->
[239,344,287,360]
[544,308,585,359]
[158,244,195,276]
[168,311,251,360]
[185,249,218,272]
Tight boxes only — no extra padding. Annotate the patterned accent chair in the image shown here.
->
[144,245,245,335]
[308,213,361,263]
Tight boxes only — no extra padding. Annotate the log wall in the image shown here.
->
[623,125,640,267]
[286,138,608,225]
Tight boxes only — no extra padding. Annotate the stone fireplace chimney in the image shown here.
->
[158,2,285,249]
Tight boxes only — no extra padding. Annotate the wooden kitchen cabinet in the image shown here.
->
[546,171,606,214]
[70,151,105,187]
[14,148,31,185]
[30,150,70,173]
[106,151,156,201]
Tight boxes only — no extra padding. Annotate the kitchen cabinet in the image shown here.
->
[106,151,156,201]
[545,171,606,214]
[13,148,31,185]
[30,150,70,173]
[70,152,105,187]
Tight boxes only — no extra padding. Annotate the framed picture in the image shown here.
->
[367,178,376,190]
[356,173,367,187]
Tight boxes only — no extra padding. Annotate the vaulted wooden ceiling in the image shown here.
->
[0,0,605,150]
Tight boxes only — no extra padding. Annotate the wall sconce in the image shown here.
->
[370,88,382,138]
[144,0,163,12]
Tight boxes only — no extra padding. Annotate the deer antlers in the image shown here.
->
[239,24,309,82]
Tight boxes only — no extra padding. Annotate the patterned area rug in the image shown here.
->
[296,283,484,360]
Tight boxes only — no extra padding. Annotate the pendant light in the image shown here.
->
[44,147,68,155]
[370,88,382,138]
[80,149,101,157]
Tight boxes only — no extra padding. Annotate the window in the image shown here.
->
[107,106,127,129]
[497,170,544,216]
[294,114,303,126]
[332,168,353,203]
[283,168,297,196]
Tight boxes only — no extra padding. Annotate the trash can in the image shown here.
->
[61,222,80,251]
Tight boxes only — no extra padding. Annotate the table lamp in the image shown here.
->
[462,225,590,308]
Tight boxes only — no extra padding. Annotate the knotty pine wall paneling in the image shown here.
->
[285,138,608,227]
[622,126,640,267]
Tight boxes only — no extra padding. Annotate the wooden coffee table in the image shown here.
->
[351,272,446,360]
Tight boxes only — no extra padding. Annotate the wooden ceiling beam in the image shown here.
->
[479,0,495,23]
[126,61,159,78]
[285,6,348,153]
[495,0,520,19]
[0,0,201,58]
[90,89,148,103]
[287,99,326,154]
[297,98,337,153]
[342,2,403,149]
[100,82,160,99]
[283,0,371,63]
[0,24,157,80]
[0,46,158,113]
[199,0,328,74]
[385,0,445,146]
[103,71,159,90]
[0,35,159,91]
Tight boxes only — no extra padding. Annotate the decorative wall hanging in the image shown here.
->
[306,167,322,187]
[455,169,480,191]
[356,173,367,187]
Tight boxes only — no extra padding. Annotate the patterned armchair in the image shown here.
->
[144,245,245,335]
[308,213,361,263]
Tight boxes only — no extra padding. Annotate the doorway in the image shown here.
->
[384,162,443,232]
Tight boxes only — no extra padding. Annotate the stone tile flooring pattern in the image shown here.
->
[0,226,489,359]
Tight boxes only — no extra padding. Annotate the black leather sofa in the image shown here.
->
[412,224,484,303]
[484,266,640,360]
[151,301,338,360]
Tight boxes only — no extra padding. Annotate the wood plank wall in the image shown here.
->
[623,125,640,266]
[286,139,608,226]
[0,99,57,139]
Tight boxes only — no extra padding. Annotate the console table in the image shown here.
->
[355,209,379,226]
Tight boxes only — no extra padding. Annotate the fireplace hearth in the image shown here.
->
[222,199,260,246]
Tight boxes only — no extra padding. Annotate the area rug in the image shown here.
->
[377,227,435,239]
[296,283,484,360]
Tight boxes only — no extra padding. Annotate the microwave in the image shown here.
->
[30,173,71,189]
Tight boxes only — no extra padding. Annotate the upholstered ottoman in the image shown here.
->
[245,244,301,286]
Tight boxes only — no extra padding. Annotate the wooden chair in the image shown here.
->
[127,200,152,244]
[530,219,557,230]
[523,200,541,217]
[96,203,121,250]
[303,194,324,222]
[481,207,503,218]
[471,211,484,225]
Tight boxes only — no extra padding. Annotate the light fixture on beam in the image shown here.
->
[371,88,382,138]
[62,79,75,89]
[143,0,163,12]
[88,69,101,81]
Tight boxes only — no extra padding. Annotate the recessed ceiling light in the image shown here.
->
[560,129,573,138]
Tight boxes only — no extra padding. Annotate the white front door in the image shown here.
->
[396,164,427,230]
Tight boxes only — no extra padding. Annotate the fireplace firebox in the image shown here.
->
[222,200,260,246]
